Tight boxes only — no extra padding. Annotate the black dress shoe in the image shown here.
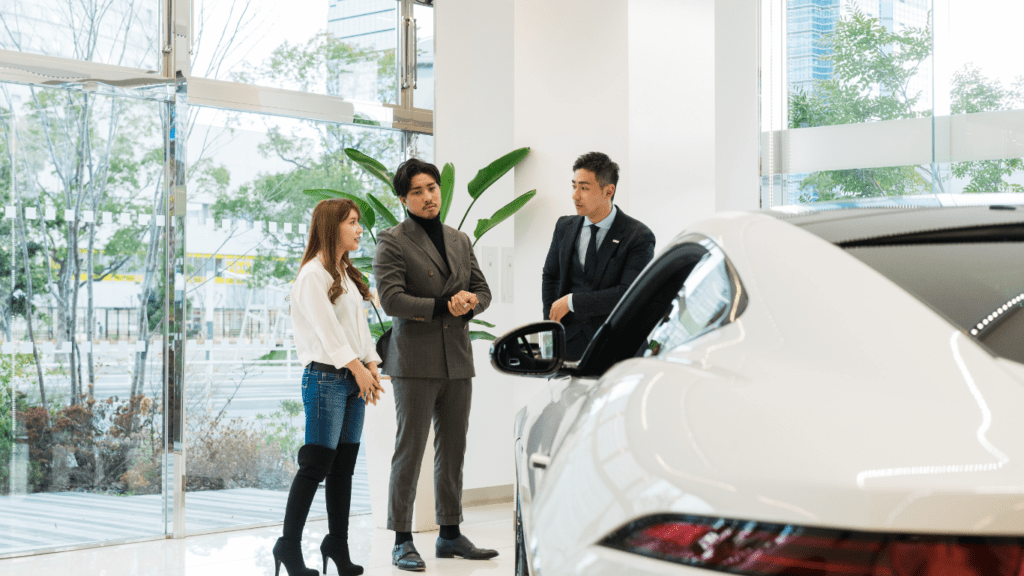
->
[435,535,499,560]
[392,541,426,571]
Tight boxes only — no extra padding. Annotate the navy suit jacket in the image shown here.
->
[541,207,655,359]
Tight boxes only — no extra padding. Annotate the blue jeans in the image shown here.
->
[301,365,365,448]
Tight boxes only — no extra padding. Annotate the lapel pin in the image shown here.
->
[612,239,620,244]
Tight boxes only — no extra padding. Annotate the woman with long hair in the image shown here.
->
[274,198,386,576]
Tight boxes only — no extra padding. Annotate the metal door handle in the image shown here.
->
[402,16,412,89]
[411,17,418,89]
[529,453,550,470]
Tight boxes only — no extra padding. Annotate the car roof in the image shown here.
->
[766,205,1024,245]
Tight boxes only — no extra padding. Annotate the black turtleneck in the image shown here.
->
[407,210,448,267]
[407,210,473,321]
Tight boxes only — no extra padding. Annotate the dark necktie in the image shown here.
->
[584,224,599,282]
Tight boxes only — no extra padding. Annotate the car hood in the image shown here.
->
[530,214,1024,570]
[613,344,1024,533]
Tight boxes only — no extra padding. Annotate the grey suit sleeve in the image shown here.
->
[467,235,492,316]
[373,228,436,322]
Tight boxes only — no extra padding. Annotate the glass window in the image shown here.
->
[182,106,402,530]
[765,0,938,205]
[934,0,1024,197]
[406,131,433,162]
[764,0,1024,206]
[412,2,433,111]
[0,0,160,70]
[645,246,735,356]
[194,0,399,104]
[0,82,166,554]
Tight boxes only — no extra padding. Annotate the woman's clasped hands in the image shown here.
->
[348,359,388,405]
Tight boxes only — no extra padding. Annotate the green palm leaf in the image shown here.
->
[469,331,496,342]
[303,189,375,229]
[303,188,341,202]
[468,318,495,328]
[345,148,395,196]
[472,190,537,245]
[366,192,399,229]
[440,163,454,223]
[351,257,374,268]
[369,320,393,340]
[467,147,530,200]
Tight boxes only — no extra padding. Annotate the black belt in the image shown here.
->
[308,361,353,378]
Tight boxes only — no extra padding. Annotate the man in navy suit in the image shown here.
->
[542,152,656,361]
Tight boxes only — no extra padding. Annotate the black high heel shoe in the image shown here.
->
[322,443,364,575]
[321,533,364,575]
[273,537,319,576]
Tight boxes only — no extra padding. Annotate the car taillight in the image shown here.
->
[600,514,1024,575]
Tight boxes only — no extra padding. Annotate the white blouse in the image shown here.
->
[290,258,382,370]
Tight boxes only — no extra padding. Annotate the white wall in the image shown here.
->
[628,0,718,245]
[512,0,631,343]
[435,0,760,492]
[435,0,519,492]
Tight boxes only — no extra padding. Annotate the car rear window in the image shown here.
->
[844,242,1024,365]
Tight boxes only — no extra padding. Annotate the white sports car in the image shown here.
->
[492,205,1024,576]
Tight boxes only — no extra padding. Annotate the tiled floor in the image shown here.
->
[0,504,514,576]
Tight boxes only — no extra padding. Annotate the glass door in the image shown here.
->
[181,106,402,532]
[0,82,167,555]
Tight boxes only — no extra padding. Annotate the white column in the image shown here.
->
[715,0,761,213]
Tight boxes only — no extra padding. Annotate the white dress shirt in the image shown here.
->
[569,205,618,312]
[291,258,382,370]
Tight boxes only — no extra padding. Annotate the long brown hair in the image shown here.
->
[300,199,372,303]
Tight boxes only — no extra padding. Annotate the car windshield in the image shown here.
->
[845,242,1024,365]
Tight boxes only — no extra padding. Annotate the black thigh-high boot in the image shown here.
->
[321,442,363,575]
[274,444,337,576]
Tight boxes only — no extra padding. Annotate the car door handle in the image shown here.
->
[529,453,551,470]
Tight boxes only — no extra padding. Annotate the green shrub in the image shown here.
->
[19,394,162,494]
[3,357,303,496]
[186,406,301,492]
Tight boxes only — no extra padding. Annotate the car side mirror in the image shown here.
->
[490,321,566,377]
